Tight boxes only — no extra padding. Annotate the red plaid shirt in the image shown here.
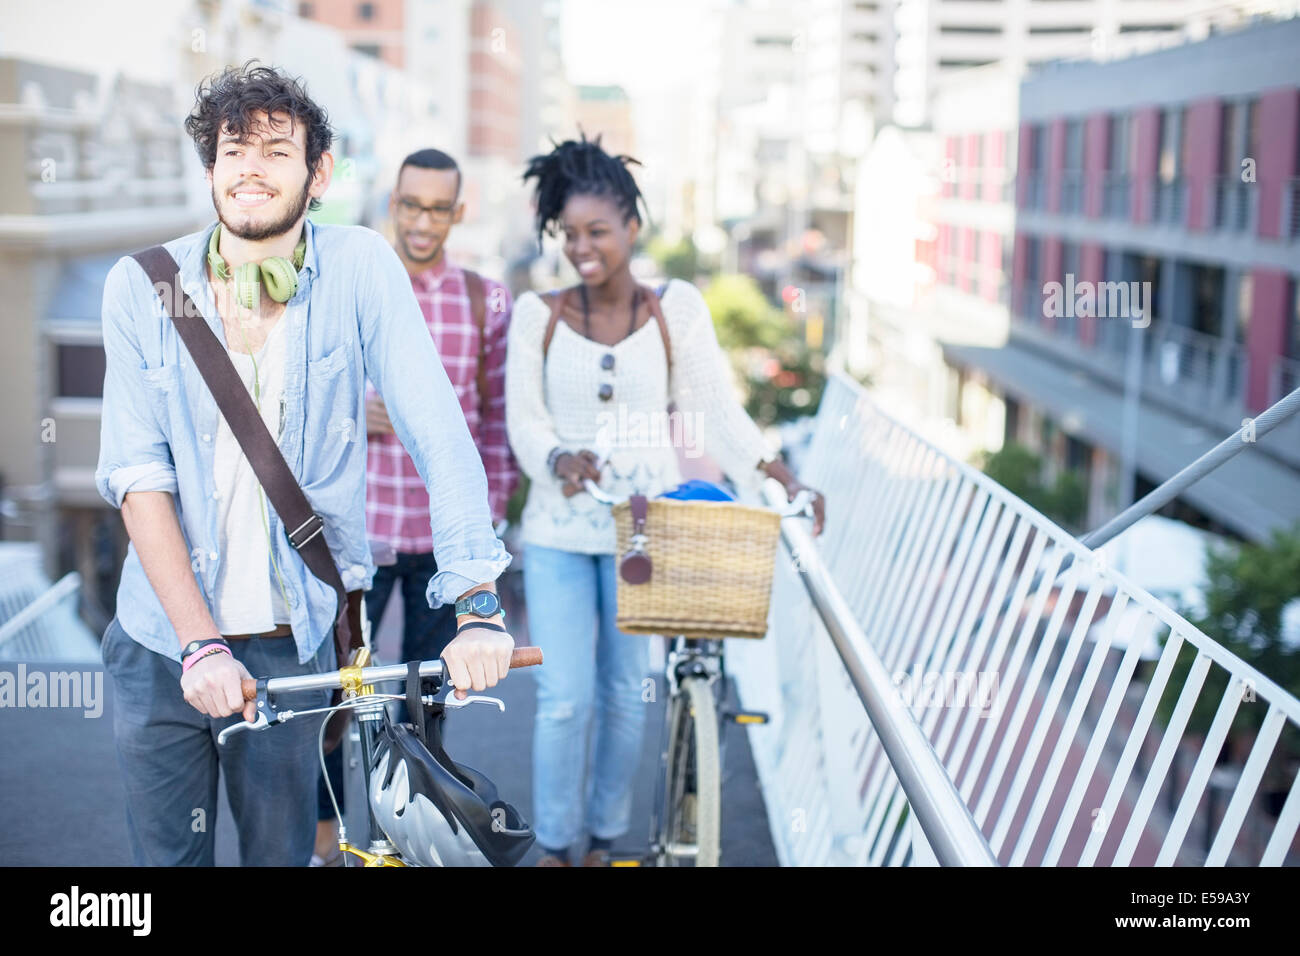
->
[365,253,518,551]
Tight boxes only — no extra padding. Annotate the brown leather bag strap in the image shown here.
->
[541,288,568,361]
[541,282,671,367]
[642,282,672,392]
[463,268,490,421]
[129,245,361,662]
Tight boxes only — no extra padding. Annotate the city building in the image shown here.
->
[0,0,547,617]
[858,15,1300,544]
[891,0,1296,127]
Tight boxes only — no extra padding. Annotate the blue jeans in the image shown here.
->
[101,616,333,866]
[318,551,459,821]
[523,544,650,850]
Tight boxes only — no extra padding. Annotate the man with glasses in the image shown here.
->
[314,148,518,865]
[365,148,518,660]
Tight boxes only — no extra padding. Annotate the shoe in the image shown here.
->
[309,849,345,867]
[535,853,571,867]
[580,849,610,867]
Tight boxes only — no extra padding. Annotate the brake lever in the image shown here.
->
[217,677,283,746]
[428,691,506,712]
[784,489,815,519]
[217,711,271,746]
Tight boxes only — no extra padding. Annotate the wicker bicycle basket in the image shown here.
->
[612,497,782,639]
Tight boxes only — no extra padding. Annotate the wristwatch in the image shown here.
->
[454,590,503,620]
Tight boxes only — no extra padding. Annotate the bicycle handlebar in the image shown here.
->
[581,477,814,519]
[239,646,543,701]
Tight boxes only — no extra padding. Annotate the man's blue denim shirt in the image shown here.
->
[95,219,511,663]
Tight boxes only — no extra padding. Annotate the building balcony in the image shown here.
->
[1285,178,1300,240]
[1012,292,1252,434]
[1102,173,1130,219]
[1021,172,1045,210]
[1273,354,1300,405]
[1210,177,1257,234]
[1153,179,1185,226]
[1059,171,1084,215]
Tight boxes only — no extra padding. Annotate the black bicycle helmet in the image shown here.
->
[367,664,535,867]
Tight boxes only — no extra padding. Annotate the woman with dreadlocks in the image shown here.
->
[506,134,826,866]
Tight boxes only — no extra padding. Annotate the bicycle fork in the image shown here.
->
[340,697,407,866]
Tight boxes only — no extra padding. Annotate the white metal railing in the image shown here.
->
[0,543,99,662]
[730,375,1300,866]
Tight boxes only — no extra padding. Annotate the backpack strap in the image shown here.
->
[643,281,672,383]
[541,287,569,361]
[542,282,674,394]
[462,268,490,421]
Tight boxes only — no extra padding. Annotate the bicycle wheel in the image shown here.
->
[657,676,721,866]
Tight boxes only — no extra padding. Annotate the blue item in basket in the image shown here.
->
[657,480,735,502]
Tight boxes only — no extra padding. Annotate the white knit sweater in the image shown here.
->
[506,278,776,555]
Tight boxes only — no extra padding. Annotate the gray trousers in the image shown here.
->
[101,616,333,866]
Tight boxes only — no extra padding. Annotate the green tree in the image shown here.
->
[647,234,699,282]
[701,274,787,351]
[1158,524,1300,781]
[977,442,1087,530]
[700,274,827,427]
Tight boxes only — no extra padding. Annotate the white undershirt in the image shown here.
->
[210,316,292,635]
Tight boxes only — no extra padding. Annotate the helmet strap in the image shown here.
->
[406,660,434,747]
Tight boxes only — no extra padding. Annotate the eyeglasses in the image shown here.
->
[394,197,457,223]
[599,353,614,401]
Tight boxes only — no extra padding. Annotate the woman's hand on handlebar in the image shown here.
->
[554,449,602,497]
[182,650,258,722]
[785,480,826,537]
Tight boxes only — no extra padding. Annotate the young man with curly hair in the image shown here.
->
[95,62,515,866]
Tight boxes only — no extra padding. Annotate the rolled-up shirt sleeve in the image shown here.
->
[94,257,179,509]
[357,232,510,607]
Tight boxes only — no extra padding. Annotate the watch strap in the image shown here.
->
[455,591,502,618]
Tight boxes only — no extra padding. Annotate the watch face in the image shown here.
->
[472,592,497,615]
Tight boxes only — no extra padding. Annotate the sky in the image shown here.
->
[561,0,720,94]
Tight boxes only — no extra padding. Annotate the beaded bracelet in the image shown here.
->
[546,447,565,477]
[182,643,232,674]
[457,621,508,635]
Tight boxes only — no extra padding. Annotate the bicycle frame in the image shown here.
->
[644,635,729,866]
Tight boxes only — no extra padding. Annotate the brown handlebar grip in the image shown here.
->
[238,648,540,699]
[510,647,543,668]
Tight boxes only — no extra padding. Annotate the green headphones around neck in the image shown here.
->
[207,223,307,310]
